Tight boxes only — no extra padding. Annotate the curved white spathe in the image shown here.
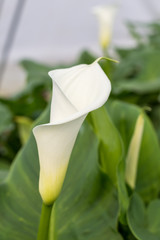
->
[93,5,117,50]
[33,60,111,205]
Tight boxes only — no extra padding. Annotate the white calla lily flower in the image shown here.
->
[93,5,117,50]
[33,59,111,205]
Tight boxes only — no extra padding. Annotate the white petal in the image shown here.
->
[49,61,111,124]
[33,115,86,205]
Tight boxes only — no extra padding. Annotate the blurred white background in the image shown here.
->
[1,0,160,63]
[0,0,159,95]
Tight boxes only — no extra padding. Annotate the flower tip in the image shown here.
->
[48,70,54,79]
[95,57,119,64]
[92,4,118,17]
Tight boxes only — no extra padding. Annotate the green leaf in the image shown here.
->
[87,106,130,225]
[106,100,160,202]
[88,106,123,185]
[15,116,33,144]
[117,160,129,225]
[88,106,128,226]
[0,102,18,162]
[0,102,13,134]
[21,60,51,75]
[77,50,96,64]
[0,107,122,240]
[0,169,8,182]
[1,82,50,120]
[127,22,144,44]
[0,160,10,182]
[127,193,160,240]
[149,105,160,142]
[112,49,160,95]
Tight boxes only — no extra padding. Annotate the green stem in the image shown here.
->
[37,202,53,240]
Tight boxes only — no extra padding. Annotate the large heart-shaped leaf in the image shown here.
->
[0,106,123,240]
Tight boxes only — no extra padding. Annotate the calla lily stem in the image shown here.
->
[37,202,53,240]
[96,56,119,64]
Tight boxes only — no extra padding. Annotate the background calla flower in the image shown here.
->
[93,5,117,50]
[33,60,111,205]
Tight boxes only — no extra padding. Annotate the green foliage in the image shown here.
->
[0,102,13,134]
[106,101,160,202]
[128,194,160,240]
[0,60,51,163]
[2,60,51,119]
[0,107,122,240]
[0,160,9,182]
[88,106,123,185]
[0,21,160,239]
[112,49,160,95]
[0,102,19,163]
[15,116,33,144]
